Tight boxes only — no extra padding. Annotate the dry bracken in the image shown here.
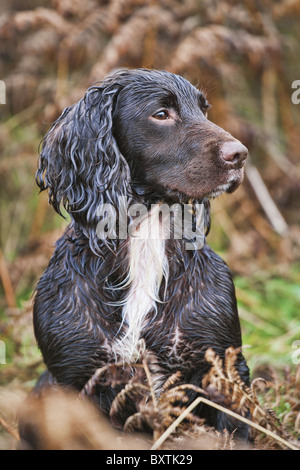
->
[79,347,299,450]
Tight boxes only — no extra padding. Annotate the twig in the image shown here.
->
[245,159,289,236]
[264,140,300,180]
[151,396,203,450]
[0,414,20,441]
[0,248,16,308]
[151,396,299,451]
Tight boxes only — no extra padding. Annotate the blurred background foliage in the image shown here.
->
[0,0,300,415]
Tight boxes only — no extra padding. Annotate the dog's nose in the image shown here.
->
[220,140,248,167]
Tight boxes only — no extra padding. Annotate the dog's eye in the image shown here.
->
[152,110,169,120]
[201,103,211,118]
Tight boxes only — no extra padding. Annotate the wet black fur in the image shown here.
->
[33,69,250,439]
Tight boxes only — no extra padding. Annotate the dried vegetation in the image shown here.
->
[10,346,300,450]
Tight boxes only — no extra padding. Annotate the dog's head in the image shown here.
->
[113,69,247,202]
[37,69,247,249]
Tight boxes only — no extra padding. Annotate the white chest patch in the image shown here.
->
[113,205,169,363]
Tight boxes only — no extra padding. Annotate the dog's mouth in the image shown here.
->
[206,169,244,199]
[136,167,245,204]
[206,183,232,199]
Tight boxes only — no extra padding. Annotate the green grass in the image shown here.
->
[235,265,300,370]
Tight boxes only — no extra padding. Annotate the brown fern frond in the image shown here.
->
[89,5,177,81]
[109,380,150,429]
[160,371,182,393]
[168,24,282,77]
[123,412,142,433]
[251,377,267,402]
[78,346,300,450]
[80,364,111,398]
[159,383,205,408]
[204,348,226,381]
[22,8,71,33]
[224,346,243,383]
[202,348,298,449]
[222,429,236,450]
[80,361,132,398]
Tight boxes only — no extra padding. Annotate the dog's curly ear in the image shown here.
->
[36,82,130,254]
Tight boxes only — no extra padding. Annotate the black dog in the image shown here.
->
[34,69,249,437]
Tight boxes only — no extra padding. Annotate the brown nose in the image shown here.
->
[220,140,248,167]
